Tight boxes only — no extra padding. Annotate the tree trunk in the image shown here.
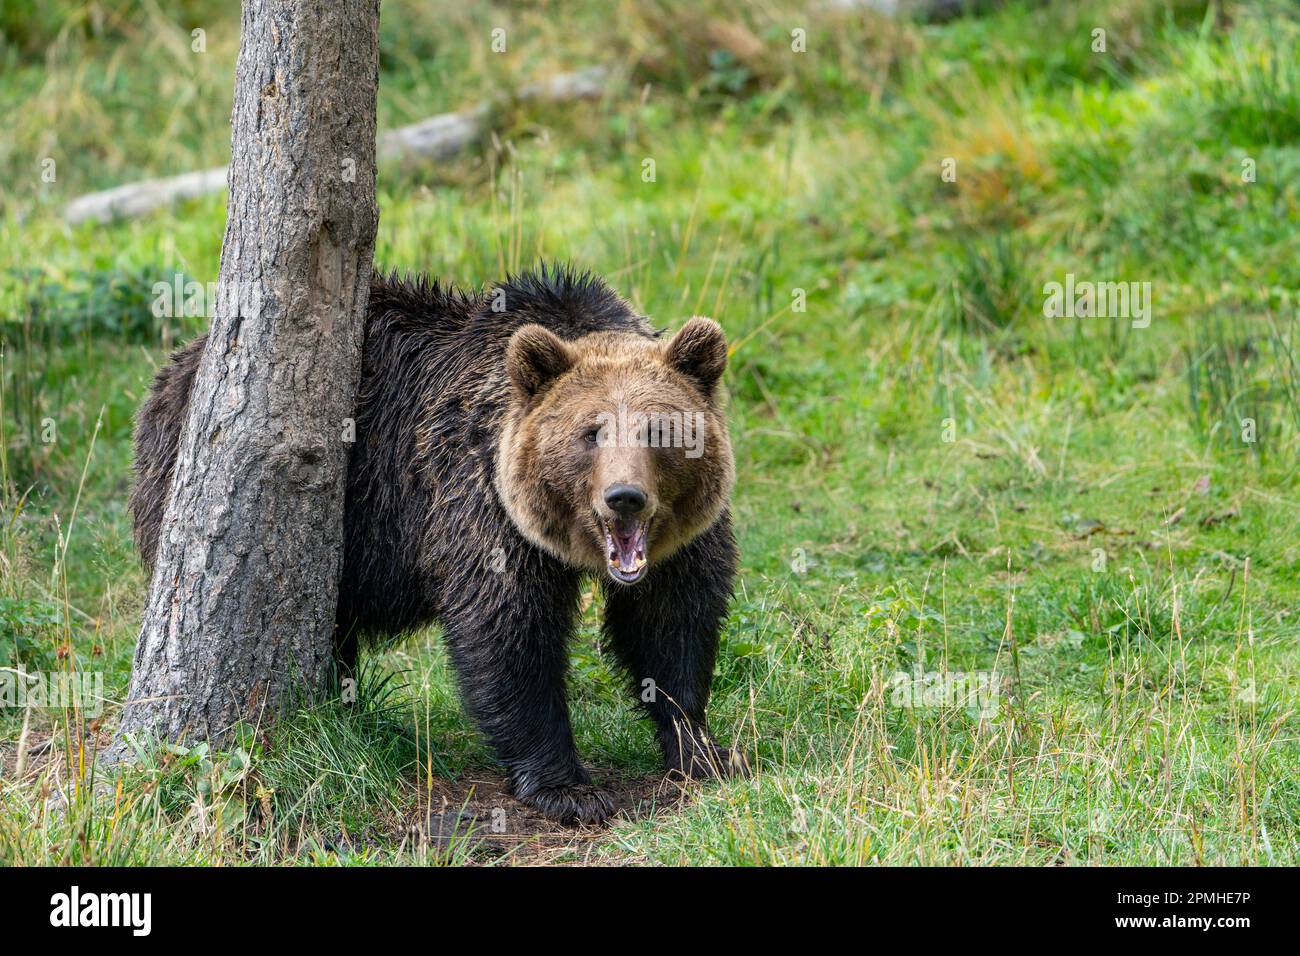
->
[114,0,381,752]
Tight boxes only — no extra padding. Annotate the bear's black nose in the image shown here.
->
[604,483,648,516]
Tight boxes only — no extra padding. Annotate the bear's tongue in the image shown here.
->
[607,518,647,576]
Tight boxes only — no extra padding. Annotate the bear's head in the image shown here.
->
[496,318,734,584]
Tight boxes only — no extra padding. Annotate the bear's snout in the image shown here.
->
[603,482,648,516]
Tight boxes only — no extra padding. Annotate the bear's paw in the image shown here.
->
[517,782,617,827]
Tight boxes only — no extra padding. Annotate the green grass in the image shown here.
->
[2,0,1298,865]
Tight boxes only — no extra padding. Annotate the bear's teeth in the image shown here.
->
[601,518,647,578]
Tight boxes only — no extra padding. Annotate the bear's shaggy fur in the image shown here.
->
[130,265,745,825]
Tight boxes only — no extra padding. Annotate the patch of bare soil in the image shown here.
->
[0,728,113,787]
[398,770,693,865]
[4,730,691,865]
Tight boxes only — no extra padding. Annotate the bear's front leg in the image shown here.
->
[602,512,750,781]
[441,560,616,826]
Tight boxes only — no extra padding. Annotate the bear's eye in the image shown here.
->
[581,427,601,447]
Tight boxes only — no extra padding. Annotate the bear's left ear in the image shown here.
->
[506,324,576,405]
[664,317,728,395]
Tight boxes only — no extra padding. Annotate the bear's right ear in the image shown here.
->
[506,324,576,405]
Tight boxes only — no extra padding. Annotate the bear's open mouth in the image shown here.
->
[600,516,648,584]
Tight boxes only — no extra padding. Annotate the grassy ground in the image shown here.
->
[1,0,1298,865]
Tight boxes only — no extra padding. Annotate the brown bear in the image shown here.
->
[131,265,746,825]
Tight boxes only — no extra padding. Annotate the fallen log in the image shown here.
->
[63,66,608,225]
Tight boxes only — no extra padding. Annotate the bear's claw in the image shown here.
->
[517,782,617,827]
[667,741,751,782]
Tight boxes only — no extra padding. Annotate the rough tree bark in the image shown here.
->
[113,0,381,752]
